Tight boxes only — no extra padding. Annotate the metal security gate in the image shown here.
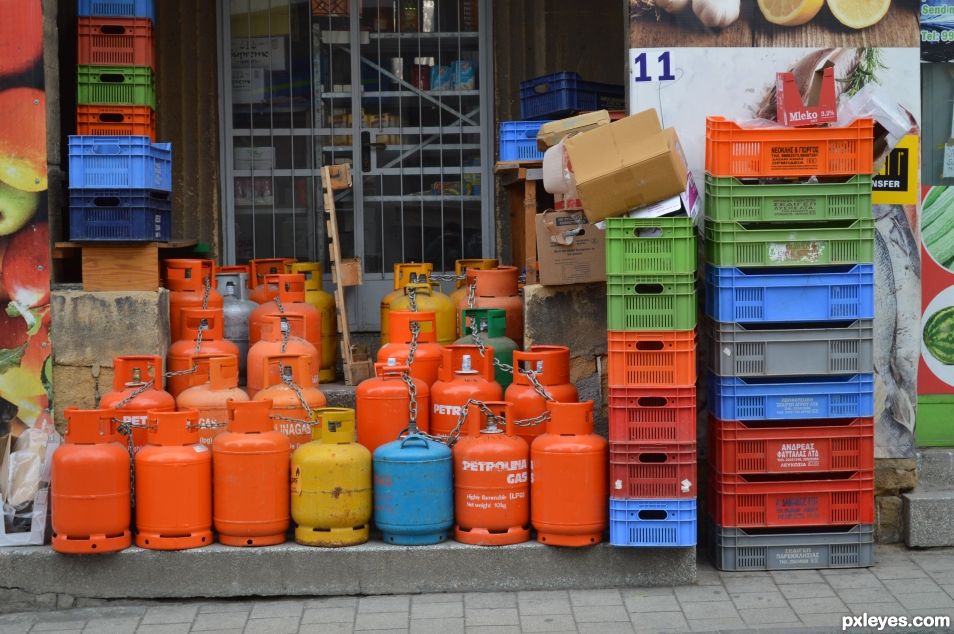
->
[218,0,494,330]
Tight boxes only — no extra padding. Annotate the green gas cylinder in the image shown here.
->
[455,308,517,390]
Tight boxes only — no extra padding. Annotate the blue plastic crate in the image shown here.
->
[705,264,874,324]
[69,135,172,191]
[708,373,875,421]
[499,121,550,161]
[78,0,155,22]
[69,188,171,241]
[519,72,625,120]
[609,498,697,547]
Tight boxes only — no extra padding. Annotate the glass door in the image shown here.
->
[219,0,493,330]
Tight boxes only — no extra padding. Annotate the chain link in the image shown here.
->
[114,380,154,410]
[427,273,466,283]
[163,322,208,378]
[280,317,290,353]
[401,370,419,433]
[201,274,211,309]
[278,362,315,421]
[521,367,555,401]
[467,279,477,309]
[407,285,418,312]
[274,294,285,314]
[187,421,228,430]
[269,413,317,427]
[512,411,551,427]
[113,418,139,511]
[406,319,421,366]
[467,328,515,375]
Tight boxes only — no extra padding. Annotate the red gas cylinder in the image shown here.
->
[505,346,578,448]
[164,259,223,342]
[356,359,430,454]
[135,409,212,550]
[377,311,443,387]
[213,400,290,546]
[51,408,132,554]
[458,266,523,347]
[430,345,501,438]
[166,308,240,398]
[248,274,321,358]
[453,401,529,545]
[247,313,320,396]
[249,258,292,304]
[254,353,327,451]
[176,355,250,447]
[531,400,607,547]
[99,355,176,452]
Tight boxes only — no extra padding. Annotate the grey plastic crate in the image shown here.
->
[708,522,874,571]
[707,320,873,377]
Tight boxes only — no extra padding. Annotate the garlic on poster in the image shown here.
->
[692,0,740,28]
[656,0,690,12]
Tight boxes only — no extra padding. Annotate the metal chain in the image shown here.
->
[280,317,290,353]
[114,380,154,410]
[270,413,317,427]
[113,419,139,510]
[521,367,555,401]
[407,285,418,312]
[274,294,285,314]
[467,279,477,308]
[406,319,421,366]
[401,370,419,433]
[163,321,208,378]
[201,275,211,309]
[512,411,551,427]
[187,421,228,430]
[428,273,466,283]
[278,362,314,420]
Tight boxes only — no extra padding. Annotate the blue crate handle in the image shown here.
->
[92,195,121,207]
[637,509,669,521]
[534,83,551,94]
[524,129,538,139]
[91,142,123,155]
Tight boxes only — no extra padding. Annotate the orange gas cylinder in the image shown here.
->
[430,345,501,438]
[212,400,290,546]
[164,259,223,342]
[218,264,249,277]
[505,346,578,448]
[286,262,338,383]
[247,314,320,396]
[453,401,529,545]
[249,274,322,354]
[458,266,523,347]
[356,359,430,454]
[531,400,607,547]
[176,355,250,447]
[448,259,498,325]
[254,353,326,451]
[380,262,434,345]
[99,355,176,452]
[51,408,132,554]
[135,409,213,550]
[390,281,457,346]
[248,258,293,303]
[166,308,240,398]
[377,311,443,387]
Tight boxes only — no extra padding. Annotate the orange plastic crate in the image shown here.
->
[705,116,874,178]
[610,441,697,498]
[76,105,155,141]
[78,17,154,70]
[608,330,696,387]
[708,416,874,476]
[708,469,874,529]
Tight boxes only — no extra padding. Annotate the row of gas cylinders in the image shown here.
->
[51,400,607,553]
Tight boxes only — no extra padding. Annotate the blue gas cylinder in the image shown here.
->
[373,433,453,545]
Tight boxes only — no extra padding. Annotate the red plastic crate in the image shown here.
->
[78,17,154,70]
[76,105,155,141]
[709,469,874,529]
[608,330,696,387]
[705,116,874,178]
[708,416,874,476]
[608,386,696,443]
[610,441,697,498]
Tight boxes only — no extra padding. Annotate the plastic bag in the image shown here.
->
[0,428,58,546]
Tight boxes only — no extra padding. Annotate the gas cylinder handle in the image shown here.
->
[400,434,429,449]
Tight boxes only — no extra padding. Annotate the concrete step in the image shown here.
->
[0,541,695,612]
[903,489,954,547]
[917,447,954,490]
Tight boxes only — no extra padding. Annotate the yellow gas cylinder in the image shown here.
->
[390,282,456,346]
[448,259,498,316]
[291,408,372,547]
[286,262,338,383]
[380,263,433,346]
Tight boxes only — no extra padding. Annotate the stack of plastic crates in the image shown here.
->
[605,216,698,548]
[72,0,171,241]
[703,116,877,571]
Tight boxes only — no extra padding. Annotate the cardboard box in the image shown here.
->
[535,210,606,286]
[563,109,687,224]
[776,63,837,127]
[536,110,611,151]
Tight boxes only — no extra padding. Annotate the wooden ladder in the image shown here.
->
[320,164,373,386]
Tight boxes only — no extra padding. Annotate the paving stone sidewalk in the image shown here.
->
[1,545,953,633]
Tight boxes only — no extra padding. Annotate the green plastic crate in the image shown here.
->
[77,65,156,109]
[605,216,698,276]
[607,272,697,331]
[705,174,872,223]
[916,395,954,446]
[705,218,875,267]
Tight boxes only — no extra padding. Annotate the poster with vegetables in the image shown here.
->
[919,188,954,380]
[629,0,917,47]
[629,46,921,457]
[0,0,54,544]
